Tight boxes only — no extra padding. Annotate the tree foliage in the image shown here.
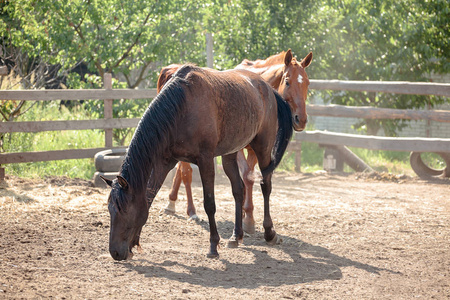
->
[1,0,206,88]
[1,0,449,136]
[313,0,448,134]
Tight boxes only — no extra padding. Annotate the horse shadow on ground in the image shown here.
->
[122,219,400,289]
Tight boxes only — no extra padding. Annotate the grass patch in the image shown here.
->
[346,148,414,175]
[3,101,105,180]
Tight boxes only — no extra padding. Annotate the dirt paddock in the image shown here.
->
[0,171,449,299]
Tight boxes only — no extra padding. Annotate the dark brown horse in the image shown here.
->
[162,50,313,233]
[102,65,293,260]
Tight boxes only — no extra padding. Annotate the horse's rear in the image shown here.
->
[157,64,182,93]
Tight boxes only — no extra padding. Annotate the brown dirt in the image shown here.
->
[0,171,449,299]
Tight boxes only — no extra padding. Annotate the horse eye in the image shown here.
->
[285,78,290,86]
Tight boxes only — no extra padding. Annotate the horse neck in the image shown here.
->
[249,52,284,68]
[120,76,186,197]
[258,65,284,89]
[120,147,173,206]
[120,143,155,195]
[145,162,174,204]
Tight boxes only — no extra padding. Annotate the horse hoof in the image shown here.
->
[163,207,175,215]
[161,200,176,215]
[188,214,199,221]
[243,222,256,235]
[206,252,219,259]
[227,235,243,248]
[227,240,239,248]
[266,233,281,246]
[162,205,176,215]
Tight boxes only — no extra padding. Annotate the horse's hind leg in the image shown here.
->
[260,172,280,245]
[237,149,257,234]
[166,162,197,219]
[164,163,183,214]
[223,153,244,248]
[180,163,197,220]
[197,155,220,258]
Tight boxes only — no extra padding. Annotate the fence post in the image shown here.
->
[103,73,113,148]
[0,66,8,76]
[0,65,7,181]
[206,32,214,69]
[295,143,302,172]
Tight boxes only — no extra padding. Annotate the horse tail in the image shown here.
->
[261,90,294,177]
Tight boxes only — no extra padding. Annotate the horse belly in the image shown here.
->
[213,103,262,156]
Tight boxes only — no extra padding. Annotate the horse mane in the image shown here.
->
[261,51,286,66]
[119,76,187,192]
[239,51,303,71]
[239,51,286,68]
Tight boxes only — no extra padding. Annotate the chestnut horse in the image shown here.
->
[102,65,293,260]
[162,50,313,233]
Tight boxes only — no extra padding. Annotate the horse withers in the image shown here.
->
[102,65,293,260]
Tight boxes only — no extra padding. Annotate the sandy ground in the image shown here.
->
[0,171,449,299]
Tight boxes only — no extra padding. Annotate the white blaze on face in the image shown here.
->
[297,74,303,84]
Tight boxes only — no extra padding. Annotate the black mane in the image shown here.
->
[119,76,187,193]
[172,64,201,78]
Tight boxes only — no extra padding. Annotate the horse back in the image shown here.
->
[172,66,278,158]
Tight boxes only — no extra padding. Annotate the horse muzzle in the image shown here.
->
[109,242,133,261]
[293,114,307,131]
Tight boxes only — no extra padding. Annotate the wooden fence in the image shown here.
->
[1,75,450,180]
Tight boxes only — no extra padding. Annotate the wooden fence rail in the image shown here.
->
[295,130,450,153]
[3,105,450,134]
[1,77,449,180]
[0,88,157,101]
[307,104,450,123]
[309,79,450,97]
[2,92,450,135]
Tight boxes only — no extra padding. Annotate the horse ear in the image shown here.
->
[301,52,313,68]
[100,175,113,187]
[284,49,293,66]
[117,175,129,191]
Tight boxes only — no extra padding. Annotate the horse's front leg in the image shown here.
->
[260,172,280,245]
[222,153,244,248]
[197,155,220,258]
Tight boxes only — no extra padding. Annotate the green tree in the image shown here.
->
[1,0,448,138]
[1,0,206,145]
[201,0,319,70]
[312,0,448,135]
[1,0,206,88]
